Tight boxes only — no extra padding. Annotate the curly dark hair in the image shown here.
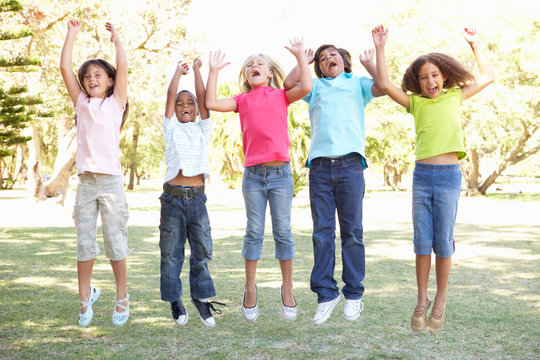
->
[313,44,352,79]
[401,52,474,95]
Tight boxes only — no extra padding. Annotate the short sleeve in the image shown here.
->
[200,116,213,142]
[358,76,375,106]
[233,93,243,113]
[302,78,316,103]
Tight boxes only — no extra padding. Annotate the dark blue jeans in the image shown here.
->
[159,188,215,302]
[309,153,366,303]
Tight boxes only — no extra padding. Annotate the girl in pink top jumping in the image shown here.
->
[60,20,130,327]
[206,38,312,322]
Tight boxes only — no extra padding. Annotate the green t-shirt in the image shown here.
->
[408,87,467,161]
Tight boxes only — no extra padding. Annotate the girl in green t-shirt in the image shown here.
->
[372,25,494,334]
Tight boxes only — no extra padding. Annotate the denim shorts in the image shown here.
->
[73,173,130,261]
[241,162,294,260]
[412,163,461,258]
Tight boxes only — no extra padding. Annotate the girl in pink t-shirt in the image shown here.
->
[206,38,312,322]
[60,20,130,327]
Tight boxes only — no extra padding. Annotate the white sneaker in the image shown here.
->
[312,295,341,325]
[343,298,364,321]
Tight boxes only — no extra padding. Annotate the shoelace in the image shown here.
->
[207,301,226,315]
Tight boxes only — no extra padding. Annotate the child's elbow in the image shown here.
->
[301,81,312,94]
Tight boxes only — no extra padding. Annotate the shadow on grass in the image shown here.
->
[0,222,538,359]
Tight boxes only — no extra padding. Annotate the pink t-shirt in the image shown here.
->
[74,92,124,175]
[233,86,291,167]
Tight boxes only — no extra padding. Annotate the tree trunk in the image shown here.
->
[29,124,77,205]
[127,122,140,190]
[43,128,77,205]
[462,148,481,196]
[28,124,45,200]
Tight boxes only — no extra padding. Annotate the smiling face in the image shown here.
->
[418,62,446,99]
[244,55,273,89]
[317,47,345,78]
[82,63,114,99]
[175,91,198,123]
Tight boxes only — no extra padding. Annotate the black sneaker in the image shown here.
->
[171,300,188,326]
[190,299,226,327]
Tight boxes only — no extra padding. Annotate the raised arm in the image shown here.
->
[205,51,237,112]
[461,27,495,100]
[106,22,128,108]
[283,48,314,90]
[165,60,189,118]
[359,48,385,97]
[372,25,410,109]
[284,37,312,102]
[192,58,209,119]
[59,20,82,105]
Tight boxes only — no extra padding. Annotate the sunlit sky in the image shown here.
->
[186,0,369,81]
[115,0,538,93]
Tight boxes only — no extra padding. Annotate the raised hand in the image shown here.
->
[177,60,190,75]
[464,27,479,46]
[372,24,389,48]
[193,58,202,70]
[359,49,375,66]
[105,22,118,43]
[306,48,314,64]
[67,19,81,35]
[208,50,230,71]
[285,37,305,57]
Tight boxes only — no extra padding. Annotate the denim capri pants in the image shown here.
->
[412,163,461,258]
[241,162,295,261]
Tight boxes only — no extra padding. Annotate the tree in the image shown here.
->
[460,17,540,195]
[0,0,42,189]
[15,0,196,203]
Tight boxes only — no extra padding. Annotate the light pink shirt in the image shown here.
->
[233,86,291,167]
[75,92,124,175]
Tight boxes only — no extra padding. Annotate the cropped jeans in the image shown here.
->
[241,162,295,261]
[309,153,366,303]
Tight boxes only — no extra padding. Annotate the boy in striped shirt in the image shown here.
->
[159,59,223,327]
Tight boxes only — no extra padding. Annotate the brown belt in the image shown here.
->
[163,183,205,200]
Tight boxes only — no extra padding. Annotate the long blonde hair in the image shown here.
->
[238,54,285,93]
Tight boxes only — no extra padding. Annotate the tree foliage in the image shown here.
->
[362,0,540,195]
[0,0,43,189]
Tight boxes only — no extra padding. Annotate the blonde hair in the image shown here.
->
[238,54,285,93]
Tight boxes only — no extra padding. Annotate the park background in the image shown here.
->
[1,0,539,359]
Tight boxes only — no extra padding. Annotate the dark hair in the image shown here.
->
[176,90,198,104]
[401,52,474,95]
[313,44,352,79]
[77,58,129,128]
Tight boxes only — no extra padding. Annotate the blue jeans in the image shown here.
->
[412,163,461,258]
[309,153,366,303]
[159,186,215,301]
[241,162,295,260]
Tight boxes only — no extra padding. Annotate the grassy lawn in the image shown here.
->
[0,178,539,359]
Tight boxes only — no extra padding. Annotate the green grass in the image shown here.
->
[0,182,539,359]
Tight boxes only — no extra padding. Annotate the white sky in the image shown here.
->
[185,0,375,84]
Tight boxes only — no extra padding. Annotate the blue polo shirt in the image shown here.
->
[303,72,374,166]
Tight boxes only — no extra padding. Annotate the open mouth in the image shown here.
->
[251,70,261,77]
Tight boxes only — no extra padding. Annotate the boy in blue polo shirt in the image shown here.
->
[285,45,384,324]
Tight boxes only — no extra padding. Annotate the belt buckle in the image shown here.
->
[182,188,195,200]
